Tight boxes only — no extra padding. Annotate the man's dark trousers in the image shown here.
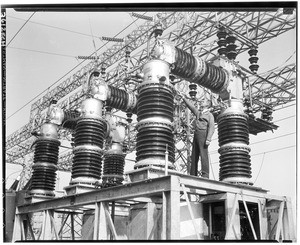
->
[190,129,209,178]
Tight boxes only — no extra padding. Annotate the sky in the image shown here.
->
[3,5,297,225]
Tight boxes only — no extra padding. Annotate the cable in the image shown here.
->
[7,12,35,47]
[274,115,295,123]
[253,153,265,184]
[7,15,99,38]
[6,13,146,121]
[7,46,76,58]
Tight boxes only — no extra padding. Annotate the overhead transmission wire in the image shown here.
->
[7,46,75,58]
[257,50,296,77]
[7,15,98,38]
[6,13,146,121]
[6,12,35,47]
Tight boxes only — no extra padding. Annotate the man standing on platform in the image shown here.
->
[178,92,215,178]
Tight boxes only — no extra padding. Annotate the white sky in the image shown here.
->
[3,7,297,221]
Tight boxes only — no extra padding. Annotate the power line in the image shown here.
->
[7,12,36,47]
[8,46,76,58]
[7,15,98,38]
[6,13,145,121]
[274,115,295,123]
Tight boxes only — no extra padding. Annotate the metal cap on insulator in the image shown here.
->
[80,98,103,119]
[40,123,59,139]
[48,106,65,126]
[106,142,123,155]
[142,59,171,85]
[154,22,163,37]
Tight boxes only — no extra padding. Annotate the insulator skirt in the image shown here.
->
[219,150,252,180]
[31,168,57,191]
[72,151,102,179]
[218,116,249,146]
[137,85,174,122]
[172,47,227,93]
[102,154,125,187]
[106,85,128,111]
[33,139,60,164]
[74,118,105,148]
[30,138,60,194]
[62,110,80,130]
[136,125,175,163]
[218,110,252,183]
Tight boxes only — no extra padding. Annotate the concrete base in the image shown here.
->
[64,183,97,195]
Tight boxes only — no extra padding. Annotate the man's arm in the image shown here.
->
[182,97,199,117]
[206,112,215,143]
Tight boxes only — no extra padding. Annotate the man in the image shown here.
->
[179,92,215,178]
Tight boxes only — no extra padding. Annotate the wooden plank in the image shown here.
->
[275,201,284,241]
[241,194,257,240]
[40,211,47,240]
[258,199,268,239]
[148,210,162,240]
[166,176,180,239]
[284,197,296,241]
[161,192,167,240]
[49,211,59,240]
[98,202,109,239]
[93,202,100,240]
[12,214,22,242]
[225,193,240,240]
[105,207,118,239]
[181,183,200,239]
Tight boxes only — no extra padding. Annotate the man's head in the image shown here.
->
[200,100,211,111]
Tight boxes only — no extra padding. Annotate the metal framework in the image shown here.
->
[6,10,296,187]
[12,174,296,241]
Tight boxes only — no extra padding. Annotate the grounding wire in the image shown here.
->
[6,13,148,121]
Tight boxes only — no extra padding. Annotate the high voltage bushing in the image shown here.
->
[30,123,60,197]
[89,80,137,113]
[153,43,229,94]
[135,59,175,169]
[70,98,106,185]
[102,143,125,187]
[217,100,252,184]
[136,122,175,164]
[61,109,81,130]
[106,85,137,113]
[137,83,174,122]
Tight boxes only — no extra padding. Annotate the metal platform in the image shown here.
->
[12,169,295,241]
